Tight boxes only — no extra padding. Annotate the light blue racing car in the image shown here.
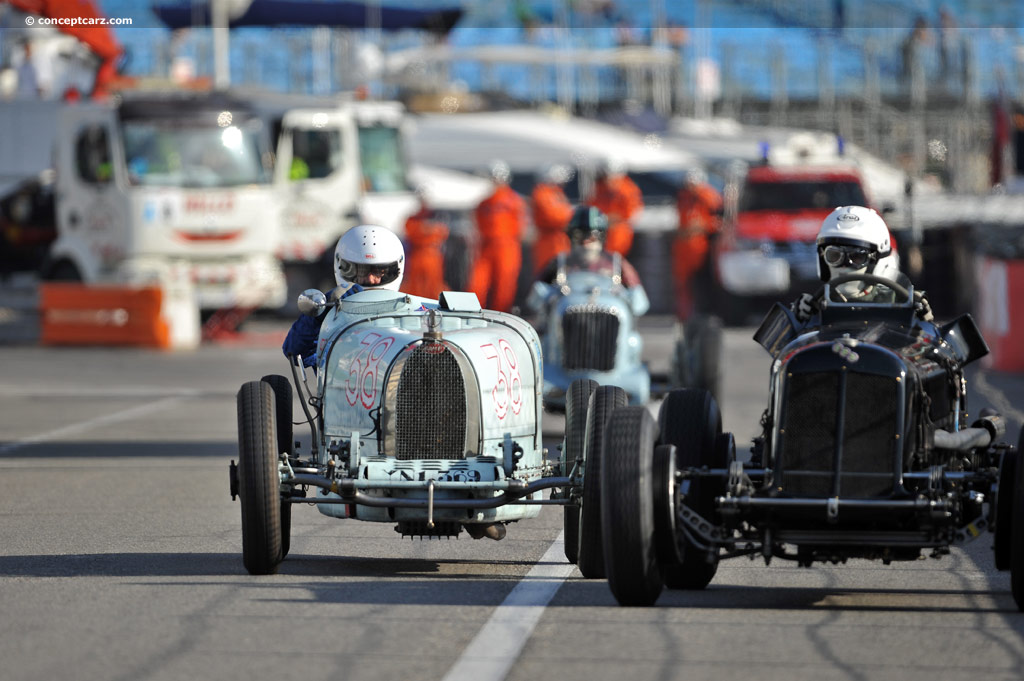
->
[527,259,651,409]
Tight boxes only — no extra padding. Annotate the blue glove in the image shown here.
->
[282,314,321,367]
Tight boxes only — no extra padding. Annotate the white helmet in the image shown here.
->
[488,159,511,185]
[597,156,626,178]
[334,224,405,291]
[816,205,899,296]
[685,167,707,186]
[542,163,572,185]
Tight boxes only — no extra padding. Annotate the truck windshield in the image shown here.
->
[122,120,269,188]
[358,125,409,193]
[740,180,867,212]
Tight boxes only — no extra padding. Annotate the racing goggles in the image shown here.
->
[822,244,876,269]
[342,261,401,286]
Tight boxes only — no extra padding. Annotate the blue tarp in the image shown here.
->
[151,0,462,33]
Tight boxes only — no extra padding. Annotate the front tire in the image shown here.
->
[237,381,283,575]
[577,385,628,578]
[602,406,664,607]
[563,379,598,564]
[658,389,725,590]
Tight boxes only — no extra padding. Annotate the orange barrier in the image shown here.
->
[39,284,171,349]
[975,257,1024,372]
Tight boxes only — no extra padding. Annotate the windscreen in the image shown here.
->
[358,125,409,193]
[290,127,343,180]
[122,117,269,188]
[740,179,867,212]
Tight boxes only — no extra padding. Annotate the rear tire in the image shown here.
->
[260,375,294,459]
[261,374,294,558]
[995,449,1017,571]
[577,385,628,578]
[691,315,723,401]
[237,381,283,575]
[658,389,724,590]
[1011,429,1024,611]
[602,406,664,607]
[563,379,598,564]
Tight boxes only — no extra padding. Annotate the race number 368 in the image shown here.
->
[346,333,394,408]
[481,339,522,419]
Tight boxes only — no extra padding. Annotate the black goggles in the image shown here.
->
[822,244,876,269]
[341,261,400,285]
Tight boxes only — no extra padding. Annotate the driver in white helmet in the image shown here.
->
[792,205,932,324]
[282,224,431,368]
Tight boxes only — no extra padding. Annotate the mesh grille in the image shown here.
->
[395,344,466,460]
[840,373,898,497]
[780,369,898,498]
[780,372,838,496]
[562,305,619,371]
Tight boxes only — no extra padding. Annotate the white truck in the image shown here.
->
[0,91,287,312]
[268,98,422,298]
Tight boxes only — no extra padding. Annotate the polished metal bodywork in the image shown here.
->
[295,289,551,527]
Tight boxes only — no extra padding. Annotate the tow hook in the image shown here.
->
[229,460,239,500]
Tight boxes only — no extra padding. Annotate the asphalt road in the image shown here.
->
[1,318,1023,681]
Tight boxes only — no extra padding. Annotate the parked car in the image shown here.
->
[596,272,1022,609]
[526,263,651,409]
[231,287,571,575]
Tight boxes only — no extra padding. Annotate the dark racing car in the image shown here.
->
[595,272,1023,608]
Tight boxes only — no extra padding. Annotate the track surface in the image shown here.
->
[1,318,1022,681]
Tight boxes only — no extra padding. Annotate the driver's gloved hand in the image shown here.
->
[282,314,321,365]
[913,290,934,322]
[793,292,817,323]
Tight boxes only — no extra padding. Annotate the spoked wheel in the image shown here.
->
[602,406,664,607]
[1011,429,1024,611]
[658,388,725,590]
[994,449,1017,571]
[261,374,294,558]
[563,379,598,564]
[237,381,283,575]
[578,385,628,579]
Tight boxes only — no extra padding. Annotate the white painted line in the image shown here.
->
[0,384,201,398]
[442,532,575,681]
[0,396,185,455]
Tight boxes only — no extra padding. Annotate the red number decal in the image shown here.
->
[482,339,523,419]
[346,333,394,408]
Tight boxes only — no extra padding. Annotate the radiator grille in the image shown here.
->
[562,305,619,371]
[780,372,837,496]
[780,370,898,498]
[395,343,467,460]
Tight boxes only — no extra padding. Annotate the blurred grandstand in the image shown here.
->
[2,0,1023,194]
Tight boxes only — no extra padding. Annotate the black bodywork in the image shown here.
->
[600,274,1021,607]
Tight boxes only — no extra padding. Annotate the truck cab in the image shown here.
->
[1,91,287,312]
[268,99,418,303]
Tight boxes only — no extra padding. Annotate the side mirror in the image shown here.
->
[297,288,327,317]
